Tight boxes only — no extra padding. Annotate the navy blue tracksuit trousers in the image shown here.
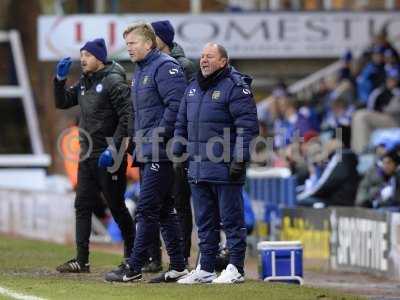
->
[190,182,247,273]
[128,162,185,272]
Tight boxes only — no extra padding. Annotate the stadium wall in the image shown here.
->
[0,189,75,244]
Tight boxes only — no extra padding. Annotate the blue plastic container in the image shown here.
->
[257,241,303,284]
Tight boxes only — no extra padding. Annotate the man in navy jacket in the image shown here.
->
[105,23,188,283]
[138,20,196,272]
[174,43,258,284]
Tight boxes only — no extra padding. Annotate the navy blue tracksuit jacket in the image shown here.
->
[173,65,258,273]
[128,48,187,272]
[131,48,187,162]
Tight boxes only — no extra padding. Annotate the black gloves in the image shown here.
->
[174,161,188,179]
[229,161,247,181]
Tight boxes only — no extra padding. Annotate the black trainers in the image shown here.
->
[105,264,142,282]
[148,268,189,283]
[56,258,90,273]
[111,262,129,273]
[142,261,163,273]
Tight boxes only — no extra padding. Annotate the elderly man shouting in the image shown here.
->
[174,43,258,284]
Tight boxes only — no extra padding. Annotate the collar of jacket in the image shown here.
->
[171,42,185,59]
[197,64,230,91]
[137,48,161,68]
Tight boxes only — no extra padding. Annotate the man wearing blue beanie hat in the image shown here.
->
[80,38,108,64]
[151,20,196,81]
[53,38,135,274]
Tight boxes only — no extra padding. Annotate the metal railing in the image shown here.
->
[0,30,50,167]
[288,60,342,100]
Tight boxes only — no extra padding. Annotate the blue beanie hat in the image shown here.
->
[151,20,175,48]
[341,50,352,63]
[387,67,400,80]
[80,38,107,63]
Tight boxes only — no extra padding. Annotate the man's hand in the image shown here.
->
[98,148,114,168]
[229,161,246,181]
[56,57,72,80]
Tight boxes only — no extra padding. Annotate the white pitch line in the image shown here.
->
[0,286,47,300]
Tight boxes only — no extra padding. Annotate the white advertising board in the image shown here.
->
[38,12,400,60]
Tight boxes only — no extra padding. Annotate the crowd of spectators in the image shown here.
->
[254,30,400,210]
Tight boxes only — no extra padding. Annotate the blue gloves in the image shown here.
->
[56,57,72,80]
[98,148,114,168]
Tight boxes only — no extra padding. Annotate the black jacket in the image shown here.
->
[298,150,359,206]
[170,42,196,81]
[54,61,132,158]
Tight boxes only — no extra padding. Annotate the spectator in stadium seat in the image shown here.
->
[257,96,278,135]
[357,30,399,74]
[321,96,354,148]
[297,139,359,207]
[273,95,316,149]
[338,50,355,84]
[384,48,400,74]
[373,149,400,210]
[256,83,285,138]
[311,79,332,107]
[174,43,258,284]
[356,45,386,105]
[356,143,400,208]
[351,67,400,154]
[285,130,319,186]
[53,38,135,273]
[374,30,399,58]
[367,67,400,112]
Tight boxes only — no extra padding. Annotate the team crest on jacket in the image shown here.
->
[96,84,103,93]
[142,76,150,85]
[212,90,221,101]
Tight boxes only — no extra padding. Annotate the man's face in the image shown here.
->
[80,50,101,74]
[276,96,290,115]
[199,44,227,77]
[382,156,397,176]
[125,30,152,63]
[372,53,383,64]
[331,101,346,117]
[386,77,398,90]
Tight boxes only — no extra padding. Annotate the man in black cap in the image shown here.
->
[142,20,195,272]
[54,38,135,273]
